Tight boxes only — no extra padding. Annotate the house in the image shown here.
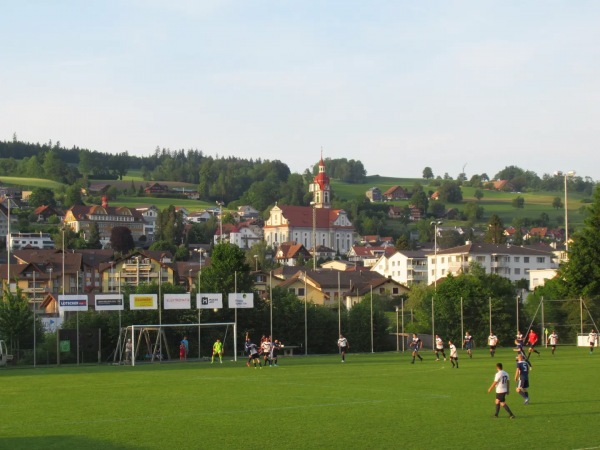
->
[135,205,159,240]
[382,185,409,201]
[366,187,382,202]
[188,210,214,223]
[388,206,404,219]
[8,232,55,251]
[371,250,429,286]
[278,269,409,309]
[144,183,170,195]
[32,205,61,222]
[408,205,422,221]
[214,220,263,249]
[237,205,260,220]
[264,157,354,255]
[274,242,312,266]
[492,180,515,192]
[64,201,146,244]
[347,245,395,267]
[99,250,175,292]
[426,242,558,286]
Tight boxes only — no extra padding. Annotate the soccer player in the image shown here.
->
[547,330,558,355]
[589,329,598,355]
[463,331,474,359]
[527,329,540,358]
[244,336,253,367]
[247,340,262,369]
[261,337,272,367]
[488,332,498,357]
[515,353,530,405]
[270,339,282,367]
[338,334,349,362]
[449,340,459,368]
[514,331,532,367]
[410,333,423,364]
[211,338,223,364]
[434,334,446,361]
[487,362,515,419]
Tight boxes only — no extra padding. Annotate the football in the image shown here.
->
[280,344,285,348]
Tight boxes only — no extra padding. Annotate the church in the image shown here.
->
[263,157,355,256]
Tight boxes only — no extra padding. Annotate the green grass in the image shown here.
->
[1,347,599,449]
[0,176,64,190]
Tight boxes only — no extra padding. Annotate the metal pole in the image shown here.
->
[304,272,308,356]
[401,299,405,352]
[269,271,273,340]
[517,295,520,332]
[6,197,10,292]
[396,306,399,352]
[158,266,162,362]
[489,297,492,334]
[370,285,374,353]
[580,297,583,334]
[337,271,341,336]
[312,204,316,270]
[33,270,36,367]
[564,173,569,253]
[234,271,237,357]
[431,296,435,350]
[460,297,464,349]
[541,297,545,342]
[198,249,202,359]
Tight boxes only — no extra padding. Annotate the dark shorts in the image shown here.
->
[340,346,348,352]
[490,345,496,350]
[529,344,537,350]
[518,379,529,389]
[496,393,507,403]
[465,343,472,350]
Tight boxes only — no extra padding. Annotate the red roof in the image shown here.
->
[266,205,352,229]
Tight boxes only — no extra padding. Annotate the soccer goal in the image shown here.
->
[113,322,237,366]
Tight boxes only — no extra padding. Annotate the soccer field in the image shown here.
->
[1,347,599,450]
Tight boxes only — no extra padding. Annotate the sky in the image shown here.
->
[2,1,600,180]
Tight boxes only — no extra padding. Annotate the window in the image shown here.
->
[514,268,521,275]
[536,257,545,263]
[514,257,520,263]
[524,257,529,263]
[298,288,305,296]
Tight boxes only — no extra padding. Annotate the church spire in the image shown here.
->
[311,152,331,209]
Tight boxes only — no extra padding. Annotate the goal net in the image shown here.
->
[113,322,237,365]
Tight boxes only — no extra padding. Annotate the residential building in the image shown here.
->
[136,205,159,240]
[371,250,428,286]
[99,250,174,292]
[8,232,55,251]
[426,243,557,286]
[347,245,395,267]
[64,201,146,244]
[382,185,409,201]
[214,221,263,249]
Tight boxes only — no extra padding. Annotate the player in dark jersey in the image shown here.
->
[515,353,530,404]
[463,331,474,359]
[514,331,532,367]
[410,333,423,364]
[270,340,282,367]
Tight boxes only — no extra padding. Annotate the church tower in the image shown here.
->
[310,154,331,209]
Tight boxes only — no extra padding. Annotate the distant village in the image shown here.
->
[1,158,564,323]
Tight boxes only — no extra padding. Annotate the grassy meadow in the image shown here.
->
[1,346,598,449]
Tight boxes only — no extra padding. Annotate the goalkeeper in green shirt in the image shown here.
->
[212,338,223,364]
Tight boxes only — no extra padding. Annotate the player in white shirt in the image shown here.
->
[434,334,447,361]
[488,332,499,357]
[449,340,458,368]
[487,362,515,419]
[547,330,558,355]
[261,338,272,367]
[338,334,349,362]
[589,329,598,355]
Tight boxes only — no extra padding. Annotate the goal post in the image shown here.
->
[115,322,236,366]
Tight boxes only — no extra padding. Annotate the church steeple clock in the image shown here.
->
[310,154,331,209]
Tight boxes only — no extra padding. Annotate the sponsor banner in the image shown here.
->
[228,293,254,309]
[197,293,223,309]
[130,294,158,310]
[58,295,88,312]
[95,294,124,311]
[164,293,191,310]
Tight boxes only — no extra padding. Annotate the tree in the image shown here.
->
[484,214,506,244]
[64,184,84,208]
[512,196,525,208]
[560,186,600,299]
[0,287,38,350]
[86,222,102,249]
[474,189,484,201]
[422,167,434,179]
[552,197,563,209]
[110,227,135,253]
[410,184,429,213]
[28,187,56,208]
[200,242,253,296]
[437,180,463,203]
